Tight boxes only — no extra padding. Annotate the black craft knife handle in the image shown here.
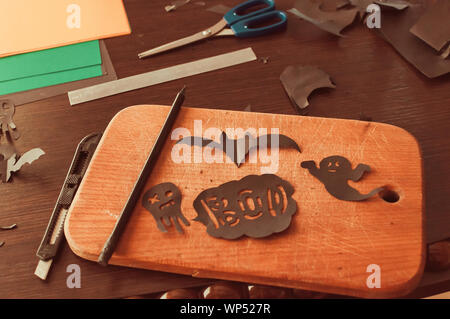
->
[36,132,102,260]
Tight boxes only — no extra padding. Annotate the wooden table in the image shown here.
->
[0,0,448,298]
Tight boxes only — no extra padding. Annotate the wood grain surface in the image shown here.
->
[65,105,425,298]
[0,0,448,298]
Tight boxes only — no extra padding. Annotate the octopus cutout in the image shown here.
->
[301,155,384,201]
[142,182,190,234]
[0,100,20,141]
[193,174,297,240]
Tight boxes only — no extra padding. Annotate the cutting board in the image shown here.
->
[65,105,425,298]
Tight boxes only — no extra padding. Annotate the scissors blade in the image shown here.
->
[138,19,228,59]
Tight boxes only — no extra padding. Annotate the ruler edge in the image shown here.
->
[68,48,257,105]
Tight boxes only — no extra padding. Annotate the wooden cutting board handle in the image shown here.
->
[65,105,425,298]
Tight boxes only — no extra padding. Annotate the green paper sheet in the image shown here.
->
[0,65,103,96]
[0,40,103,95]
[0,41,101,82]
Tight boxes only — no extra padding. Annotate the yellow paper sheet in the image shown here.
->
[0,0,131,58]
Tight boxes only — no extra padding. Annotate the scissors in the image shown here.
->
[138,0,287,59]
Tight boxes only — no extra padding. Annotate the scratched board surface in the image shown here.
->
[65,105,425,298]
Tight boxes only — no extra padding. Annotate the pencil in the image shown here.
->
[97,86,186,266]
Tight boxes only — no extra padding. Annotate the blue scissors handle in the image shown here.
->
[230,11,287,38]
[223,0,287,38]
[224,0,275,25]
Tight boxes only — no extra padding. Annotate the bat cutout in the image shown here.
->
[0,100,20,141]
[193,174,297,240]
[0,148,45,182]
[301,155,384,201]
[142,182,190,234]
[176,131,301,167]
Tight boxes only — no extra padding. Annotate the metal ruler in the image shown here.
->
[34,132,102,280]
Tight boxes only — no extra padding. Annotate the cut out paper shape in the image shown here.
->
[301,155,384,201]
[280,65,335,113]
[378,6,450,78]
[409,0,450,52]
[193,174,297,239]
[176,131,301,167]
[0,224,17,230]
[288,0,358,37]
[0,148,45,183]
[207,4,232,15]
[142,183,190,233]
[0,100,20,141]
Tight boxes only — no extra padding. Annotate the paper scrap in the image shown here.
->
[319,0,350,11]
[68,48,257,105]
[165,0,191,12]
[378,6,450,78]
[0,148,45,182]
[0,0,130,58]
[289,0,358,36]
[0,100,20,141]
[280,65,335,113]
[0,224,17,248]
[1,224,17,230]
[409,0,450,52]
[442,45,450,60]
[207,4,232,15]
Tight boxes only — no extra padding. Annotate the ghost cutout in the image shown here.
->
[141,182,190,233]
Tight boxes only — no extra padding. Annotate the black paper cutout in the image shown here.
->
[142,182,190,233]
[0,100,20,141]
[0,146,45,183]
[193,174,297,240]
[0,224,17,248]
[176,131,301,167]
[301,155,384,201]
[0,148,45,182]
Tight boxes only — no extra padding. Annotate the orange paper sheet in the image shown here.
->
[0,0,131,58]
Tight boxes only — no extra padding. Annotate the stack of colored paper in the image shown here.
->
[0,0,130,96]
[0,41,103,95]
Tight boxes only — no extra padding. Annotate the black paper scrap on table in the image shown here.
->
[193,174,297,240]
[142,182,190,233]
[301,155,384,201]
[176,131,301,167]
